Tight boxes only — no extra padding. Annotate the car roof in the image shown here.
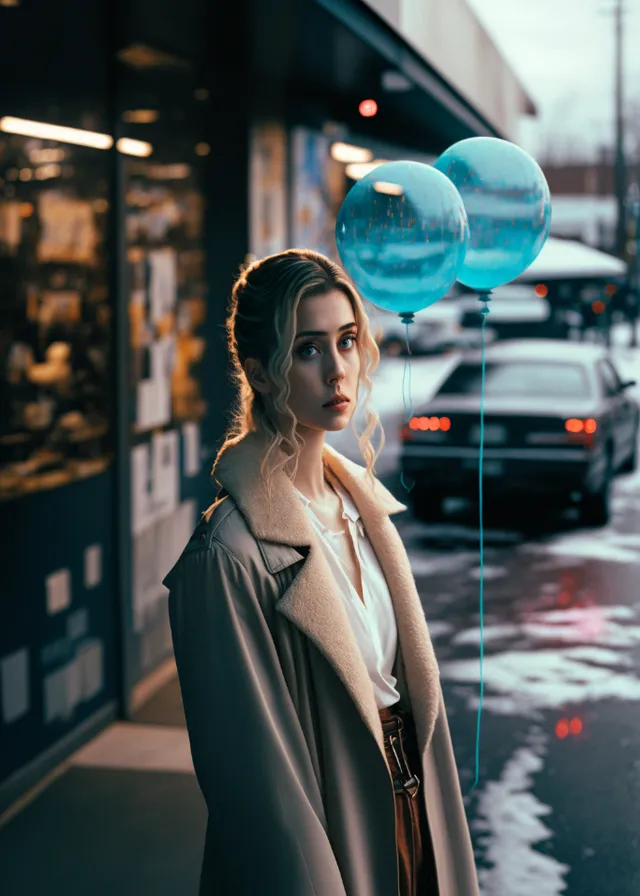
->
[461,339,608,365]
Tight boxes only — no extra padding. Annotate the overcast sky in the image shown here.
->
[465,0,640,161]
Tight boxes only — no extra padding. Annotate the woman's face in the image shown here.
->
[287,288,361,435]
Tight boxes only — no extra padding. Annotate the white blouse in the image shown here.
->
[293,469,401,711]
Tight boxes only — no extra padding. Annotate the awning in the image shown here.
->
[517,237,627,282]
[250,0,512,156]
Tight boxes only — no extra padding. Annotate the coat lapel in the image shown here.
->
[214,431,440,761]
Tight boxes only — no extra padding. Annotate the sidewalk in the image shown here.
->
[0,676,206,896]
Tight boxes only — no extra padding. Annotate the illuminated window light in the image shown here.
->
[116,137,153,157]
[345,159,390,180]
[0,116,113,149]
[330,142,373,164]
[535,283,548,297]
[122,109,159,124]
[0,117,152,157]
[35,164,61,180]
[29,148,65,163]
[118,43,187,71]
[146,163,190,179]
[592,300,606,315]
[359,99,378,118]
[194,142,211,157]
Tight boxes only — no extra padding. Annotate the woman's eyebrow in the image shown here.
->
[294,322,357,340]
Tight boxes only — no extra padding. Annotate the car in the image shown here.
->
[399,339,639,527]
[455,285,575,342]
[374,299,480,358]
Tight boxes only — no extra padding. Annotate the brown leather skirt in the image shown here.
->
[379,703,439,896]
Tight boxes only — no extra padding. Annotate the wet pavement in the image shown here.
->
[396,460,640,895]
[3,334,637,895]
[328,334,640,895]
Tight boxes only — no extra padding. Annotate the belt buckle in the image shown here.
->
[401,774,420,800]
[393,773,420,799]
[389,733,420,800]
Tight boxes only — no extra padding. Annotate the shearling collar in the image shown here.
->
[213,430,408,546]
[213,430,441,760]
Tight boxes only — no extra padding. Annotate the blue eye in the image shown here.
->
[297,333,357,359]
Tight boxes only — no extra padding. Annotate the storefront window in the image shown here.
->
[0,135,112,501]
[118,70,211,675]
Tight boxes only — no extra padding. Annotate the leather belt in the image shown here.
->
[382,715,421,800]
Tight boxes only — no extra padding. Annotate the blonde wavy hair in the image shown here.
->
[209,248,386,512]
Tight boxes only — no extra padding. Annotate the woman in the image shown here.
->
[163,249,479,896]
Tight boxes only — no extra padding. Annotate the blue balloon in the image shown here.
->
[336,160,469,315]
[434,137,551,292]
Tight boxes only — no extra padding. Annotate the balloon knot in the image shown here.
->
[477,290,492,316]
[399,312,415,325]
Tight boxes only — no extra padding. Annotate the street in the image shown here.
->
[1,346,637,896]
[377,343,640,896]
[394,459,640,896]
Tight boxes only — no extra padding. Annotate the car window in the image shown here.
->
[437,361,592,398]
[597,360,622,396]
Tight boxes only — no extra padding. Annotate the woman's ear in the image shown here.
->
[244,358,272,395]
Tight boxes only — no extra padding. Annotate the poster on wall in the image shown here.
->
[125,153,209,682]
[291,127,346,261]
[37,191,99,265]
[133,248,177,433]
[250,122,288,259]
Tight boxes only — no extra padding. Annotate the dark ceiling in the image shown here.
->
[0,0,501,154]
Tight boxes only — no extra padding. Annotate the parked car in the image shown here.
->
[374,300,485,357]
[399,339,639,526]
[376,285,571,358]
[455,285,575,342]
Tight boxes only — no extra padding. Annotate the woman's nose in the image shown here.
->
[327,360,346,381]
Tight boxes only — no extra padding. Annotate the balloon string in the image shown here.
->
[469,290,491,795]
[400,316,415,493]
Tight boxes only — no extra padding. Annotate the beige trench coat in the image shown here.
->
[164,431,479,896]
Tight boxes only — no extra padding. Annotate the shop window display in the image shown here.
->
[125,157,207,436]
[124,141,209,663]
[0,135,112,500]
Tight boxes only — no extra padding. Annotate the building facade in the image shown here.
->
[0,0,535,811]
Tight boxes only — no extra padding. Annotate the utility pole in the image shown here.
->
[614,0,627,258]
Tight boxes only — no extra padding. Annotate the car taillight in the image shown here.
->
[405,416,451,433]
[565,418,597,434]
[400,417,451,440]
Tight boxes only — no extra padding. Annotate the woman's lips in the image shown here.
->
[323,399,349,411]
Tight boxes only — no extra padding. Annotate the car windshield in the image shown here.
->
[438,361,592,398]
